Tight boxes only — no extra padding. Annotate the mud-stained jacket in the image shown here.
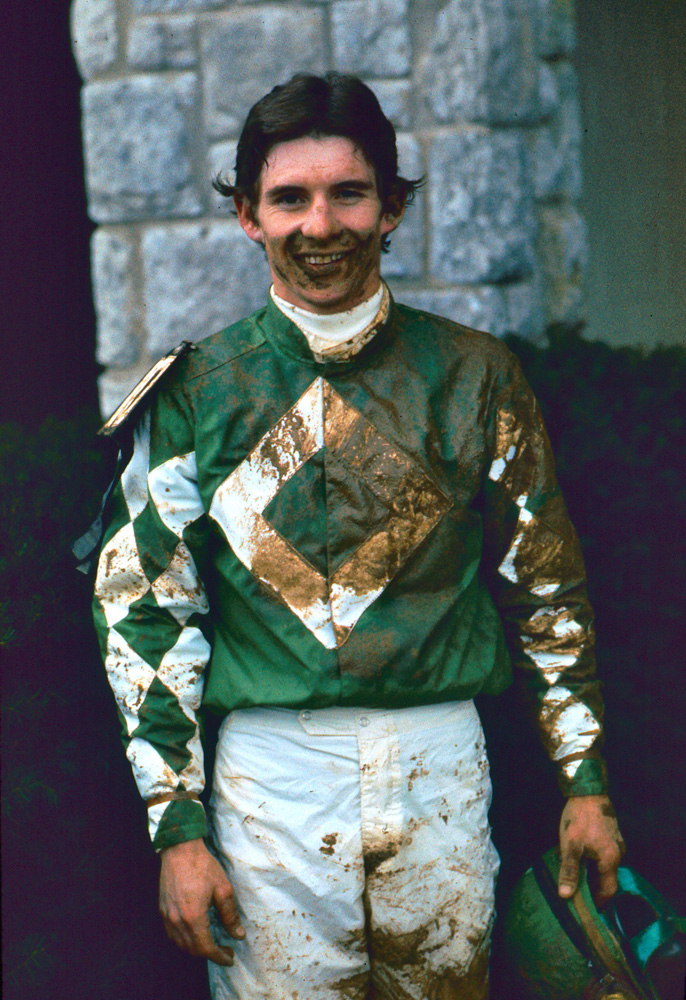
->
[93,295,608,851]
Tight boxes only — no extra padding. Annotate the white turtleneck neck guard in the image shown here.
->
[270,283,386,360]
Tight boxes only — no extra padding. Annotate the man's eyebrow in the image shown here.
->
[264,179,375,200]
[264,184,307,201]
[332,179,375,191]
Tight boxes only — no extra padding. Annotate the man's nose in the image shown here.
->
[300,197,340,240]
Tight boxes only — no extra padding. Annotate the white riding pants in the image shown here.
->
[208,700,499,1000]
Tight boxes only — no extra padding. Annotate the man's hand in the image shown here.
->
[159,838,245,966]
[558,794,626,907]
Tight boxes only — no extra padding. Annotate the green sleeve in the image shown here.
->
[481,352,608,797]
[93,388,213,849]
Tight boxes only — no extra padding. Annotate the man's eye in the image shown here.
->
[338,189,362,199]
[277,192,303,206]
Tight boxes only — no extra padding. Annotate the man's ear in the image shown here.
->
[235,195,264,244]
[380,190,407,236]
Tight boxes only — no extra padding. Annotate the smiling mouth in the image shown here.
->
[296,250,351,266]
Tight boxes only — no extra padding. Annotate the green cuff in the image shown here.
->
[558,756,609,798]
[151,798,209,852]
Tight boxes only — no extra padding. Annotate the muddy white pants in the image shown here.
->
[208,700,499,1000]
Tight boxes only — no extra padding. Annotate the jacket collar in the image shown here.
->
[256,284,397,373]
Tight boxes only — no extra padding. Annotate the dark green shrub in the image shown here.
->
[501,335,685,871]
[0,411,208,1000]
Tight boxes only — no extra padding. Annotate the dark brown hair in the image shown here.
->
[213,73,422,249]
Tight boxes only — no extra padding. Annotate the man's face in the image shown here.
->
[235,135,403,314]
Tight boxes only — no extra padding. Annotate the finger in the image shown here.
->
[193,935,235,967]
[214,883,246,940]
[162,910,199,956]
[594,872,618,908]
[163,907,235,966]
[594,849,622,907]
[189,910,236,966]
[558,842,582,898]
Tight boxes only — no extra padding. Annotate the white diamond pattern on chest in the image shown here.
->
[209,378,451,649]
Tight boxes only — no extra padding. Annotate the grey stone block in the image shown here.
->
[528,126,565,202]
[503,279,545,339]
[208,141,239,213]
[554,62,583,199]
[555,57,579,102]
[393,285,508,337]
[332,0,411,78]
[419,0,550,126]
[127,15,196,70]
[396,132,424,187]
[536,0,576,58]
[91,228,141,367]
[365,79,413,130]
[527,63,581,202]
[381,133,424,280]
[428,128,535,284]
[141,222,272,355]
[537,62,560,119]
[418,0,489,123]
[537,205,588,326]
[70,0,118,80]
[485,0,544,125]
[200,8,326,137]
[81,74,203,223]
[132,0,223,11]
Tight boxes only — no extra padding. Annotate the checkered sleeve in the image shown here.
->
[93,393,212,850]
[482,353,608,798]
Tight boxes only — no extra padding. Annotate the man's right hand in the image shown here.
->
[159,838,245,966]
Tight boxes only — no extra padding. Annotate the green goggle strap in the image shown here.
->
[605,867,686,970]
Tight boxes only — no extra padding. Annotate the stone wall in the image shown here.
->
[71,0,587,416]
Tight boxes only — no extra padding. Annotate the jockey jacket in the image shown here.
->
[93,291,608,851]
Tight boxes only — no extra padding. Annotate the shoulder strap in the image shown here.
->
[98,341,195,438]
[73,342,195,575]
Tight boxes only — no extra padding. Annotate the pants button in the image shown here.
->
[302,710,312,720]
[360,716,370,727]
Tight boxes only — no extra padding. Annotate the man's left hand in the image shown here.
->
[558,794,626,907]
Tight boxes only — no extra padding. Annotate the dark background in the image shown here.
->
[3,3,98,427]
[2,2,684,998]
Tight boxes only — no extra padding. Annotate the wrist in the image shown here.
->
[566,793,610,800]
[558,757,608,798]
[159,837,207,858]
